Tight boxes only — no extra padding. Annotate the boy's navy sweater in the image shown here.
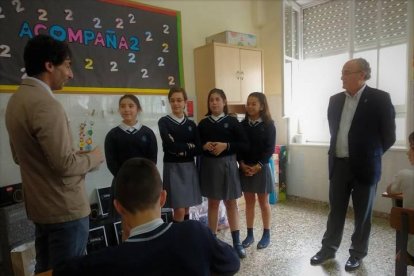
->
[53,220,240,276]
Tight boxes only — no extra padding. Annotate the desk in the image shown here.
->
[383,192,405,276]
[382,192,403,207]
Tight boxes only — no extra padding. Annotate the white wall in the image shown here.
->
[287,144,412,213]
[0,93,168,203]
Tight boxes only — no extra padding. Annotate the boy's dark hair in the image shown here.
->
[168,86,188,101]
[24,34,72,77]
[409,131,414,148]
[119,94,142,111]
[114,158,162,213]
[205,88,228,116]
[245,92,273,124]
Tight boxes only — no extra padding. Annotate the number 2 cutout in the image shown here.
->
[115,18,124,29]
[12,0,25,13]
[0,45,11,57]
[93,18,102,29]
[162,43,169,53]
[20,68,27,79]
[85,59,93,70]
[145,32,153,42]
[141,69,149,78]
[37,9,48,21]
[157,57,165,67]
[128,53,136,63]
[110,61,118,72]
[0,7,5,18]
[168,76,175,85]
[128,14,136,24]
[64,9,74,21]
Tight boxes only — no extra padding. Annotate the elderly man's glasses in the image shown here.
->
[341,71,361,76]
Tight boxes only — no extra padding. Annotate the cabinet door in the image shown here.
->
[240,49,263,103]
[214,46,242,103]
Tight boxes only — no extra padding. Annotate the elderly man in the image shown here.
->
[310,58,396,271]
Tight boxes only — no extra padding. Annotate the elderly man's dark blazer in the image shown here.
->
[327,85,396,185]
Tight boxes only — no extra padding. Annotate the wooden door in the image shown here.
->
[240,49,263,103]
[214,45,242,103]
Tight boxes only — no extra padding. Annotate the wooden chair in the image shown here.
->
[35,269,52,276]
[390,207,414,276]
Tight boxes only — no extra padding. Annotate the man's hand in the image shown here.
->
[90,146,105,164]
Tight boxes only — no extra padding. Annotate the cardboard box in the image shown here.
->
[206,31,257,47]
[10,241,36,276]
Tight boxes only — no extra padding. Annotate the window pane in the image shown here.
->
[378,44,407,106]
[293,53,349,142]
[284,4,293,58]
[303,0,350,58]
[292,9,299,59]
[395,117,406,145]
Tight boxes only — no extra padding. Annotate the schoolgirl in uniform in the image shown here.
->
[105,94,157,215]
[198,88,249,258]
[158,87,202,222]
[239,92,276,250]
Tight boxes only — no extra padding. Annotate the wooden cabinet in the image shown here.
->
[194,42,263,121]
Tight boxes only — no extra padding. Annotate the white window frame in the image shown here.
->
[283,0,413,148]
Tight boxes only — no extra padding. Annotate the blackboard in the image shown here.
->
[0,0,183,94]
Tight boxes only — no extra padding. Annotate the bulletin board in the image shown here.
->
[0,0,183,94]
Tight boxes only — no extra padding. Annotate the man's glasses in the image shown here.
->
[341,71,361,76]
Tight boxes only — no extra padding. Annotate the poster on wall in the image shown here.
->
[0,0,183,94]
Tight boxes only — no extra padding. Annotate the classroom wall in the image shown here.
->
[2,0,409,214]
[287,145,412,213]
[258,0,288,144]
[0,0,284,204]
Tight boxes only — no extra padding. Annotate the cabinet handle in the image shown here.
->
[240,71,244,80]
[236,70,240,80]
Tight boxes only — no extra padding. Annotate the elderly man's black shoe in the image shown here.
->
[345,256,360,271]
[310,250,335,265]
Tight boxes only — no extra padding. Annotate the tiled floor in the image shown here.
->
[216,198,414,276]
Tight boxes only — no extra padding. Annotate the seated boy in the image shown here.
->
[53,158,240,275]
[387,131,414,265]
